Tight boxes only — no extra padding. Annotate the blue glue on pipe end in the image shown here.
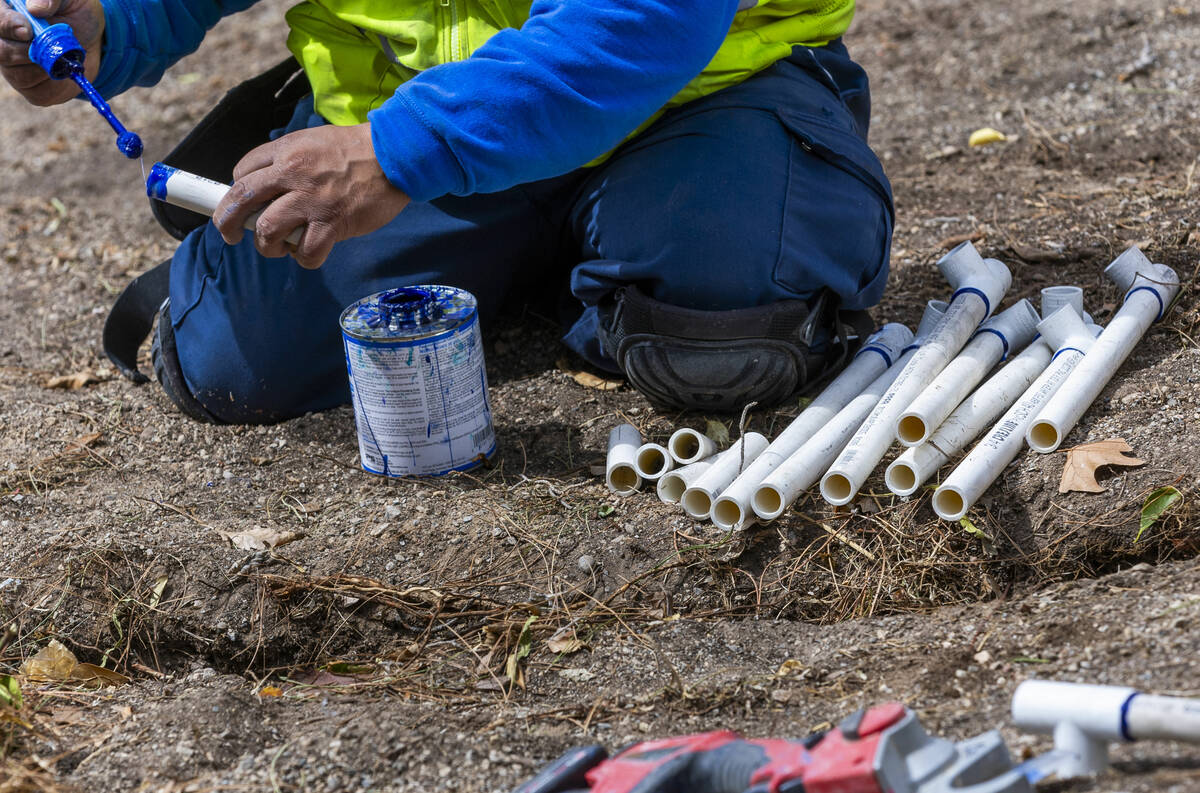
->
[117,131,143,159]
[146,162,175,200]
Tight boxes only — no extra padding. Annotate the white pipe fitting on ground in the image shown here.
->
[605,423,642,495]
[633,442,674,481]
[932,306,1101,521]
[668,428,719,466]
[1013,680,1200,777]
[710,323,914,531]
[821,242,1012,506]
[681,432,768,521]
[1040,285,1089,324]
[753,302,947,522]
[896,299,1039,448]
[1026,248,1180,453]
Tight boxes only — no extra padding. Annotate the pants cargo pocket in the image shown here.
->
[772,108,894,311]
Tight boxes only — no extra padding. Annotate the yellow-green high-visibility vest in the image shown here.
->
[287,0,855,129]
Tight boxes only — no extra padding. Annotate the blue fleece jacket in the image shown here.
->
[94,0,740,202]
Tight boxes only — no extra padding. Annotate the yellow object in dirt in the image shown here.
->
[968,128,1009,147]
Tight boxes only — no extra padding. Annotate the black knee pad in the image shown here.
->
[597,286,868,412]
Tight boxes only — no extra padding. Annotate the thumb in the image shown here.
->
[26,0,63,17]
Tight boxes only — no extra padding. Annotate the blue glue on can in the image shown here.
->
[339,285,497,477]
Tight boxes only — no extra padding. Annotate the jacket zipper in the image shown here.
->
[440,0,462,62]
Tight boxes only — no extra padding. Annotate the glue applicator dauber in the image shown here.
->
[146,163,304,246]
[3,0,142,158]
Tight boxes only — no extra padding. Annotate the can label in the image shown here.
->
[341,287,496,477]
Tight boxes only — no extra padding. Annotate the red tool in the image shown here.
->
[512,703,946,793]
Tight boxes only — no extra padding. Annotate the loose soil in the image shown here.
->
[1,1,1198,791]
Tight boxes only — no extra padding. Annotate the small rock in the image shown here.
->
[973,650,992,665]
[577,555,596,572]
[385,504,403,519]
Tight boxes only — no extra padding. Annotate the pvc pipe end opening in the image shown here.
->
[886,462,918,496]
[752,487,784,520]
[657,474,686,503]
[933,487,967,521]
[897,414,928,446]
[681,489,712,519]
[1028,421,1061,453]
[712,498,743,530]
[636,447,667,478]
[608,466,640,495]
[821,473,854,506]
[670,433,700,463]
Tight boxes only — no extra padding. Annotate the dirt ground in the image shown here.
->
[1,0,1199,791]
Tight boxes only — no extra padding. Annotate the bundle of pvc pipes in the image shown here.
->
[751,301,948,522]
[1012,680,1200,777]
[885,287,1082,496]
[709,323,914,531]
[821,242,1012,506]
[932,306,1102,521]
[895,299,1040,448]
[1026,247,1180,453]
[605,423,642,495]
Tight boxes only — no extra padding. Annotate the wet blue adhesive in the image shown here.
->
[145,163,176,200]
[4,0,143,159]
[340,286,496,477]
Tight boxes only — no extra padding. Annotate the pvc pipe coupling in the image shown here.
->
[1013,680,1200,777]
[605,423,642,495]
[938,242,1013,318]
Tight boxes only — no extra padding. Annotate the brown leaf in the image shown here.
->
[225,527,303,551]
[546,631,585,655]
[1059,438,1145,493]
[70,663,129,688]
[64,432,103,452]
[43,371,101,390]
[556,358,623,391]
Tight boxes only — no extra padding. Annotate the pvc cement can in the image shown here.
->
[340,285,496,477]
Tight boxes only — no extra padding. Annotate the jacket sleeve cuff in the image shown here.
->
[368,92,467,203]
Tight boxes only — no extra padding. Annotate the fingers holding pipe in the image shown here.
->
[213,169,287,247]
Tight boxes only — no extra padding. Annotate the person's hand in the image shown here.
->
[213,123,411,269]
[0,0,104,106]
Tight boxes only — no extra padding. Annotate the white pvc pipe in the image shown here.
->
[657,455,719,504]
[1040,285,1084,321]
[605,423,642,495]
[667,428,719,466]
[932,307,1101,521]
[681,432,768,521]
[885,337,1053,496]
[147,164,304,245]
[709,323,914,531]
[895,299,1039,447]
[633,442,674,481]
[752,301,948,522]
[1027,248,1180,453]
[1012,680,1200,778]
[820,242,1012,506]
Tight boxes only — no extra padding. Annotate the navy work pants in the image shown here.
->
[168,40,893,423]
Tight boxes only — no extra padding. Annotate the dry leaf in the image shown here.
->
[556,358,623,391]
[71,663,129,688]
[43,371,101,390]
[1059,438,1145,493]
[258,685,284,697]
[20,640,77,680]
[64,432,103,452]
[19,640,128,688]
[226,527,303,551]
[546,631,585,655]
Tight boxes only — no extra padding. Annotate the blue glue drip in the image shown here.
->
[70,72,143,159]
[146,162,175,200]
